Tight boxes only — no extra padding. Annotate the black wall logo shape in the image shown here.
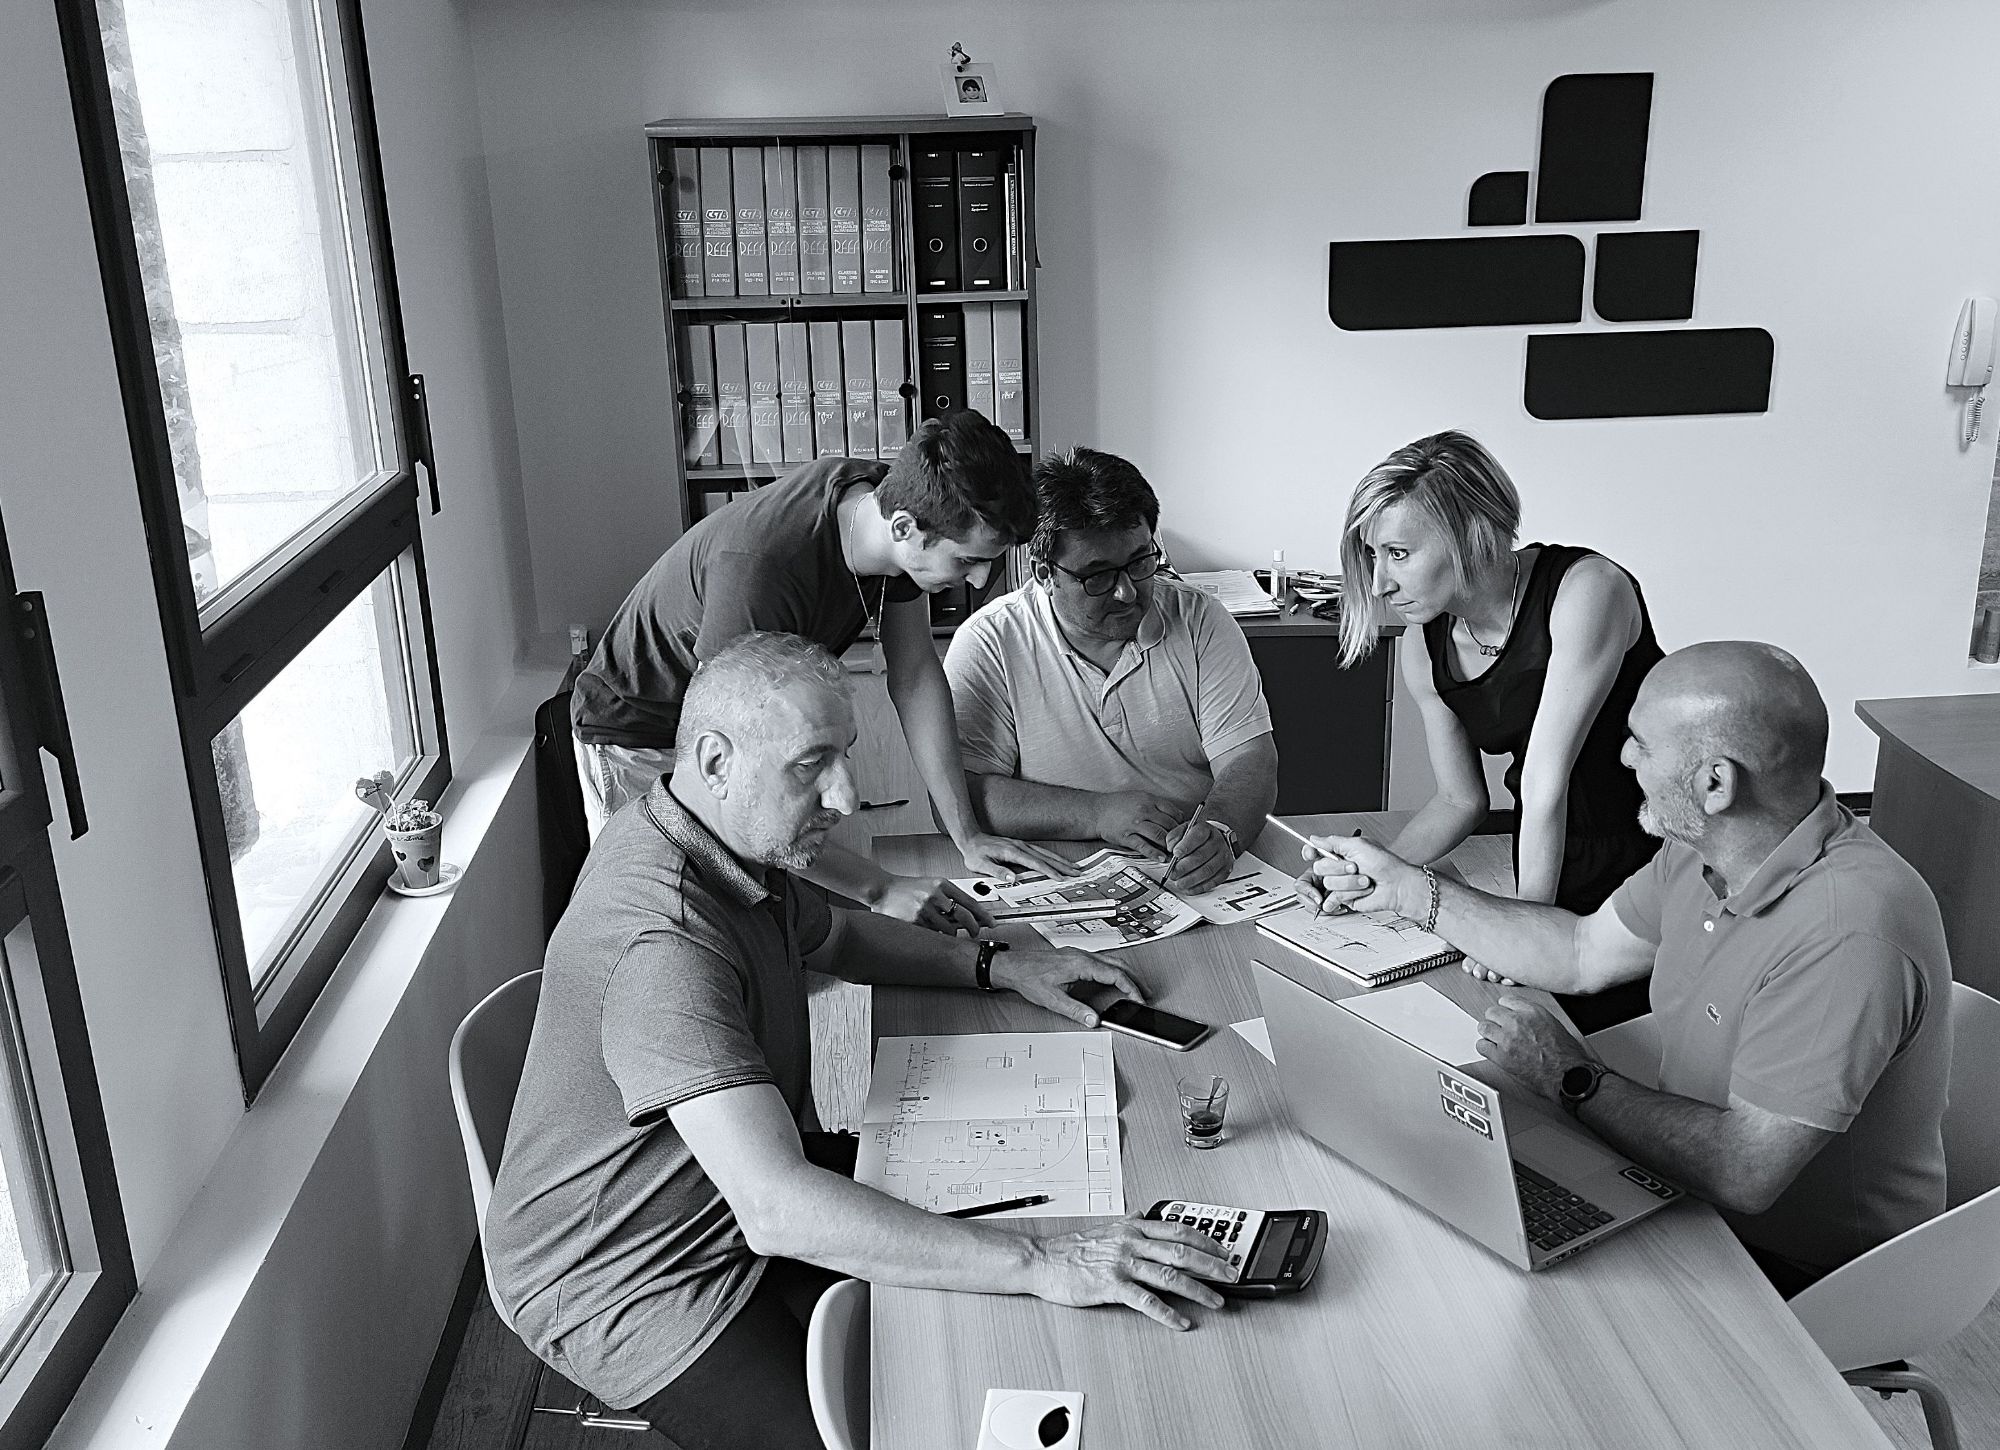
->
[1328,73,1774,420]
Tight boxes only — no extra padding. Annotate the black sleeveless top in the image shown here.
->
[1423,543,1663,914]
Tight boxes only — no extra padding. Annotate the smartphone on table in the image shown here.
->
[1097,999,1214,1051]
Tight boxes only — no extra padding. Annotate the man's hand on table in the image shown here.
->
[1025,1218,1232,1330]
[1096,790,1180,859]
[990,948,1143,1028]
[961,831,1077,881]
[1478,995,1595,1101]
[872,874,993,935]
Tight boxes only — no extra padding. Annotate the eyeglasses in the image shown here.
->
[1045,547,1165,598]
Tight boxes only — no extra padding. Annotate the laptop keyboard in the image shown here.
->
[1514,1162,1614,1253]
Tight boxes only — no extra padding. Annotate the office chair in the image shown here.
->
[806,1278,870,1450]
[1785,982,2000,1450]
[448,970,648,1433]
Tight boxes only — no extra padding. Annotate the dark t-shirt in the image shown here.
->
[1423,543,1663,913]
[483,783,833,1408]
[573,457,923,746]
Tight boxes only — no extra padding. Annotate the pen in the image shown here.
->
[1168,801,1209,867]
[1262,815,1363,859]
[859,798,910,812]
[943,1193,1052,1219]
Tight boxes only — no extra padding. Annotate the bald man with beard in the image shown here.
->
[1298,642,1953,1296]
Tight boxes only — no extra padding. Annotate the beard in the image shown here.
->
[1638,785,1707,845]
[755,808,845,871]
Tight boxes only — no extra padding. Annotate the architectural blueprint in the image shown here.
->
[855,1032,1124,1218]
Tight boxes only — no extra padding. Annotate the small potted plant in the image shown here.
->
[355,771,444,891]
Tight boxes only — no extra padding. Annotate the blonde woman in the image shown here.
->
[1330,431,1662,1030]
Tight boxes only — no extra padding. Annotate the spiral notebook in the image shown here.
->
[1255,908,1463,987]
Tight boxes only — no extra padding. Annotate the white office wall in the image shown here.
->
[467,0,2000,789]
[0,0,534,1284]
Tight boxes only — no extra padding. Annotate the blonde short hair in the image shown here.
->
[1337,431,1521,667]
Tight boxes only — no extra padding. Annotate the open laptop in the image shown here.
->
[1252,956,1682,1270]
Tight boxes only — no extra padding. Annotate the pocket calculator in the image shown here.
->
[1145,1199,1327,1298]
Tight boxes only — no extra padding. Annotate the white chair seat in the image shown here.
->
[807,1278,870,1450]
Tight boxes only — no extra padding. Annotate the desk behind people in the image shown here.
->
[867,817,1892,1450]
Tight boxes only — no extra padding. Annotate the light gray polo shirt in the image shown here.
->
[1609,784,1951,1271]
[484,782,830,1408]
[943,575,1273,806]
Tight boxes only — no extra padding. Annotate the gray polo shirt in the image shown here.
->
[484,782,830,1408]
[942,575,1273,806]
[1609,784,1951,1270]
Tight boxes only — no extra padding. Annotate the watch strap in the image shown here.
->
[973,937,1009,992]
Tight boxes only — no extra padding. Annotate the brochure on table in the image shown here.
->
[956,848,1301,953]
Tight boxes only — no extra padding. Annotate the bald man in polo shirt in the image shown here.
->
[1299,642,1951,1295]
[943,447,1279,895]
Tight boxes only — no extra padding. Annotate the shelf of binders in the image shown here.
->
[647,113,1041,630]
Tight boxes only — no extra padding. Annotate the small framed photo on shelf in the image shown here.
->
[941,62,1001,117]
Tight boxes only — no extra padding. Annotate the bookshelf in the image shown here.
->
[644,113,1041,630]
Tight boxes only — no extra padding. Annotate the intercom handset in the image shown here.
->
[1946,296,1998,446]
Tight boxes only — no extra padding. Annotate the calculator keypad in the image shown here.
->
[1157,1200,1266,1284]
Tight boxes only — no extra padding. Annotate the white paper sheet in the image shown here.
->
[1230,1016,1275,1062]
[1332,981,1485,1066]
[855,1032,1124,1218]
[1178,569,1279,616]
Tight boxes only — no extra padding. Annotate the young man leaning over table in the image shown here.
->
[943,446,1278,896]
[571,409,1073,933]
[1297,641,1952,1298]
[489,633,1234,1450]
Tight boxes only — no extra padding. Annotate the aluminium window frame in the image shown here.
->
[56,0,450,1099]
[0,504,134,1448]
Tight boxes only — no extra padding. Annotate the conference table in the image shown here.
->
[866,813,1892,1449]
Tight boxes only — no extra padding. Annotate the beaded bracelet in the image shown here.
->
[1421,865,1441,935]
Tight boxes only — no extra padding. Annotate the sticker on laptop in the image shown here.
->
[1440,1094,1493,1139]
[1439,1071,1488,1113]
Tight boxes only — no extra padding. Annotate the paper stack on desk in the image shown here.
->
[855,1031,1124,1218]
[1178,569,1279,617]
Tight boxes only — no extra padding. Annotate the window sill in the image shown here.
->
[50,652,567,1450]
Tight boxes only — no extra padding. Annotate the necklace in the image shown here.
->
[1462,553,1522,659]
[840,490,888,651]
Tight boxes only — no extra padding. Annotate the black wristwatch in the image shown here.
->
[973,937,1009,992]
[1559,1061,1610,1117]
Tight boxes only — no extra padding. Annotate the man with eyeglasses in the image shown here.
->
[943,448,1278,893]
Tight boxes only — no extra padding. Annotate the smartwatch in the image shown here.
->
[1559,1061,1610,1117]
[973,937,1009,992]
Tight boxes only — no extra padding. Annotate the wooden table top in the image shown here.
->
[866,813,1889,1450]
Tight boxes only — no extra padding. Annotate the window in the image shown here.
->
[0,515,133,1446]
[63,0,447,1094]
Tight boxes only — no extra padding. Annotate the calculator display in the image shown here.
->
[1246,1213,1302,1281]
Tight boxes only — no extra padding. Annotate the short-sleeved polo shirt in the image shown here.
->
[1609,784,1950,1270]
[942,575,1273,806]
[483,782,832,1408]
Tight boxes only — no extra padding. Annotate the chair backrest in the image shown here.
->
[1787,981,2000,1371]
[1943,981,2000,1208]
[448,970,543,1229]
[806,1278,870,1450]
